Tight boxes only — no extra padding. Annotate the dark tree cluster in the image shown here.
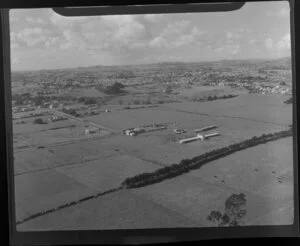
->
[78,97,98,105]
[284,97,293,104]
[103,82,126,95]
[62,108,80,117]
[207,193,247,226]
[33,118,47,124]
[207,94,238,101]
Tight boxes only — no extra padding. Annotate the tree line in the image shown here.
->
[121,128,293,189]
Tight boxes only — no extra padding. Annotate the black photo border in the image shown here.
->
[0,0,299,245]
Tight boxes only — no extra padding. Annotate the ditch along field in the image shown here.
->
[13,93,294,229]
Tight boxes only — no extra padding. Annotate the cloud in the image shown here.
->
[162,20,191,37]
[26,17,47,25]
[266,7,289,18]
[170,26,204,48]
[10,32,17,42]
[50,14,148,52]
[17,27,45,37]
[12,57,21,65]
[214,47,223,53]
[277,33,291,52]
[226,31,242,40]
[60,30,86,50]
[279,8,289,17]
[143,14,165,23]
[148,20,203,49]
[265,34,291,56]
[265,38,274,49]
[11,43,19,49]
[9,10,19,22]
[111,19,146,46]
[15,27,53,47]
[231,44,240,55]
[45,37,61,48]
[10,16,18,22]
[249,39,256,45]
[148,36,168,48]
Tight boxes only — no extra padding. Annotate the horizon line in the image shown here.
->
[11,56,292,73]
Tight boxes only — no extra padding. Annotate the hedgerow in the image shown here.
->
[121,127,293,189]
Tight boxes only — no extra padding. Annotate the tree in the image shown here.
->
[114,82,125,89]
[207,193,247,227]
[78,97,86,103]
[14,97,24,106]
[165,85,173,94]
[84,97,97,105]
[104,83,126,95]
[225,193,247,226]
[33,118,46,124]
[133,99,140,105]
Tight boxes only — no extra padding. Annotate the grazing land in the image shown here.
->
[12,57,294,230]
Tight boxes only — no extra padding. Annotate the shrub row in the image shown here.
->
[16,187,122,225]
[121,128,293,189]
[207,94,238,101]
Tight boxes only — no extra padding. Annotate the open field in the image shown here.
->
[15,169,96,222]
[66,88,107,98]
[179,85,247,99]
[132,137,294,226]
[17,190,198,231]
[55,155,160,192]
[15,154,162,223]
[14,138,126,175]
[164,94,292,126]
[16,137,293,230]
[85,94,291,132]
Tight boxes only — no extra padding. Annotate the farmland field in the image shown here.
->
[11,57,295,230]
[164,94,292,126]
[17,138,293,230]
[55,154,160,192]
[15,169,96,222]
[13,93,294,228]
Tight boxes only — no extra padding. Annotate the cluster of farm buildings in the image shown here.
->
[123,124,220,143]
[123,124,167,136]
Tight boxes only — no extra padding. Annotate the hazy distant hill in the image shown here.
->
[11,57,292,76]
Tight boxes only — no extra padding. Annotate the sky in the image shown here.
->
[9,1,291,71]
